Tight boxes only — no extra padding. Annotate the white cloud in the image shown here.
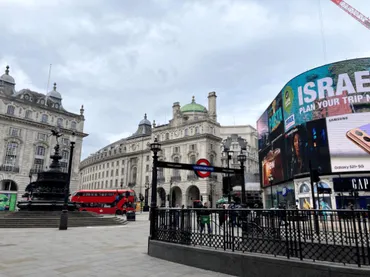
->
[1,0,370,159]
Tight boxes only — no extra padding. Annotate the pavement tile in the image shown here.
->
[0,213,232,276]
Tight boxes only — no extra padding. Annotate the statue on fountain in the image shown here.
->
[17,129,77,211]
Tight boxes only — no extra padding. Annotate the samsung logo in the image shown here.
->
[285,114,295,129]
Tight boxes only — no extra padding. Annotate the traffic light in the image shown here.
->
[312,169,320,183]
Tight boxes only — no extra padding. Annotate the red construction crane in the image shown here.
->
[330,0,370,30]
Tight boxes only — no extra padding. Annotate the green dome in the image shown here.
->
[180,96,207,113]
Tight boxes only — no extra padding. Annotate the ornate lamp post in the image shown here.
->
[143,181,150,212]
[268,174,274,208]
[237,151,247,206]
[149,137,161,239]
[59,132,76,230]
[222,149,234,203]
[168,180,173,207]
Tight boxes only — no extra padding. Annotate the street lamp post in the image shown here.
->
[237,151,247,206]
[143,182,150,211]
[169,181,172,207]
[149,137,161,239]
[223,150,234,203]
[59,132,76,230]
[268,175,274,208]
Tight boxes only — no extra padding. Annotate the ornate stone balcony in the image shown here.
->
[0,165,20,173]
[170,176,181,182]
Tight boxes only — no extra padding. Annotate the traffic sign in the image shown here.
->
[194,159,213,178]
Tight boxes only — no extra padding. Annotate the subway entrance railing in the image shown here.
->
[151,207,370,267]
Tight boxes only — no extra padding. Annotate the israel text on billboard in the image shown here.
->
[282,58,370,132]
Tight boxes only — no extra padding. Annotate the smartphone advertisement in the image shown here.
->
[326,112,370,172]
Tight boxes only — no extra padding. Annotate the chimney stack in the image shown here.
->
[172,102,180,119]
[208,92,217,121]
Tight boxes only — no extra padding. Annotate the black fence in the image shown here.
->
[152,207,370,267]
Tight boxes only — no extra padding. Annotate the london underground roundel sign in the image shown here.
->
[194,158,212,178]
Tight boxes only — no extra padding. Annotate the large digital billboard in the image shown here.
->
[258,58,370,183]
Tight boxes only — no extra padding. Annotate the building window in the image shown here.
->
[116,169,119,176]
[71,121,77,130]
[184,128,188,136]
[210,155,214,166]
[57,118,63,127]
[6,105,15,115]
[41,114,48,123]
[35,146,45,156]
[131,167,137,183]
[37,133,47,141]
[62,150,69,160]
[190,155,196,164]
[146,155,149,161]
[110,180,113,188]
[121,168,124,175]
[115,179,118,187]
[146,164,149,172]
[25,110,32,119]
[111,170,113,177]
[173,157,180,176]
[195,127,199,134]
[4,142,19,166]
[116,161,119,166]
[166,133,169,140]
[33,158,44,172]
[145,175,149,183]
[174,146,179,153]
[8,127,20,137]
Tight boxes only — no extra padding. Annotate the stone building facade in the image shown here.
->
[79,92,260,207]
[0,65,87,200]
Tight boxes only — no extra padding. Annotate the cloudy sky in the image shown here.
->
[1,0,370,159]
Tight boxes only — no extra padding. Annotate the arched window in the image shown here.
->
[299,183,310,194]
[190,155,196,164]
[166,133,169,140]
[195,127,199,134]
[4,142,18,166]
[25,110,32,119]
[57,118,63,127]
[7,105,15,115]
[184,128,188,136]
[41,114,48,123]
[71,121,77,130]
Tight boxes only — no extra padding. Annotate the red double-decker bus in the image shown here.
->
[71,189,136,215]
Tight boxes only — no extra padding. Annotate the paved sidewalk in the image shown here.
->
[0,212,232,277]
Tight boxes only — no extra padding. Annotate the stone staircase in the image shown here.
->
[0,211,127,228]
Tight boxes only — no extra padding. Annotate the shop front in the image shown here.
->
[264,183,296,209]
[333,176,370,209]
[295,179,335,210]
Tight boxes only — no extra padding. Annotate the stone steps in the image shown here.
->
[0,211,126,228]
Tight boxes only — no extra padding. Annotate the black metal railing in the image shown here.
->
[152,207,370,267]
[0,164,20,173]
